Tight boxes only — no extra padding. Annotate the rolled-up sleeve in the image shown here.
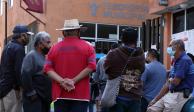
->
[87,46,96,71]
[43,46,55,74]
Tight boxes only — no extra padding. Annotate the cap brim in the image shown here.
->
[26,32,34,35]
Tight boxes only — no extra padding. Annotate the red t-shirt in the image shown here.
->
[44,37,96,101]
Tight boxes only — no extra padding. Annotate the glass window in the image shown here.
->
[119,26,138,39]
[8,0,13,8]
[187,7,194,30]
[173,10,185,34]
[97,24,117,39]
[95,41,116,54]
[26,22,38,53]
[0,0,2,15]
[80,23,95,38]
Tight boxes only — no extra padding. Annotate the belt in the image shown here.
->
[170,89,184,93]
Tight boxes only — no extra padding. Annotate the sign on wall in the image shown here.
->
[90,0,149,21]
[172,29,194,55]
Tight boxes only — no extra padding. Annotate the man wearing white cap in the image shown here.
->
[44,19,96,112]
[0,24,34,112]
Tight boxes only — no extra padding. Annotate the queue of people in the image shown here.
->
[0,18,194,112]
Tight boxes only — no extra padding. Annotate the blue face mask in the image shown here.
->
[167,47,175,57]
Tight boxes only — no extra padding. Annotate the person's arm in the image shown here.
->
[44,46,75,91]
[46,69,75,91]
[93,59,101,82]
[14,47,25,88]
[169,59,190,86]
[73,68,93,84]
[21,53,37,100]
[73,45,96,84]
[141,67,149,86]
[149,82,169,106]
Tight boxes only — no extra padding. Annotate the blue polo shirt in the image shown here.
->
[169,52,194,91]
[141,61,166,102]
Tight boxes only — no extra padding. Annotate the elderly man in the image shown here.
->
[44,19,96,112]
[147,39,194,112]
[0,25,33,112]
[21,32,52,112]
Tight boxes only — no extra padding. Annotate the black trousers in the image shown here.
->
[23,96,50,112]
[54,99,89,112]
[141,97,149,112]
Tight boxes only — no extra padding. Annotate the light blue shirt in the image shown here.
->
[141,60,166,102]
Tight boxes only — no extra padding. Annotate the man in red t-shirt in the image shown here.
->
[44,19,96,112]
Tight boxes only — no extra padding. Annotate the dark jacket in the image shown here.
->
[104,46,145,100]
[0,39,25,98]
[21,50,51,102]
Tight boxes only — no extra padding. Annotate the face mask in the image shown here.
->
[41,47,50,55]
[167,47,175,57]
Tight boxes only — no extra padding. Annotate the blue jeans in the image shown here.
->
[54,99,89,112]
[109,97,141,112]
[141,97,149,112]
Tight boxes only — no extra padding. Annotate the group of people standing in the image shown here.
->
[0,19,96,112]
[0,18,194,112]
[93,28,194,112]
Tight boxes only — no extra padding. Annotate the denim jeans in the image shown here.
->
[109,97,141,112]
[141,97,149,112]
[54,99,89,112]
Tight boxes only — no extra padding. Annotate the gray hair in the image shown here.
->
[34,31,51,47]
[171,39,185,51]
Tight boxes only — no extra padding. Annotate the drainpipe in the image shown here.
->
[4,0,7,45]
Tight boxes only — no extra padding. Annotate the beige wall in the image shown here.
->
[149,0,187,14]
[46,0,156,43]
[0,0,155,56]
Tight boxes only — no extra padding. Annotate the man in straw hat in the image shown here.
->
[44,19,96,112]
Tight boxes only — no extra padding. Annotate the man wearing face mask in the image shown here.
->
[0,25,33,112]
[141,49,166,112]
[147,39,194,112]
[21,32,52,112]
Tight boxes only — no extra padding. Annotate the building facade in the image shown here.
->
[0,0,155,57]
[149,0,194,69]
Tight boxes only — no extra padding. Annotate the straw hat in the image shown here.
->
[56,19,83,31]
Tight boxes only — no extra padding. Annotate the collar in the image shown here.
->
[11,39,24,46]
[174,51,186,63]
[64,36,80,40]
[122,45,135,52]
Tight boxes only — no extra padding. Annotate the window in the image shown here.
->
[80,23,95,38]
[26,21,38,53]
[0,0,2,15]
[187,7,194,30]
[95,41,116,53]
[97,24,117,39]
[173,10,185,34]
[8,0,13,8]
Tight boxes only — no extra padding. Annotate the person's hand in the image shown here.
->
[148,99,157,107]
[168,78,173,84]
[60,78,75,92]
